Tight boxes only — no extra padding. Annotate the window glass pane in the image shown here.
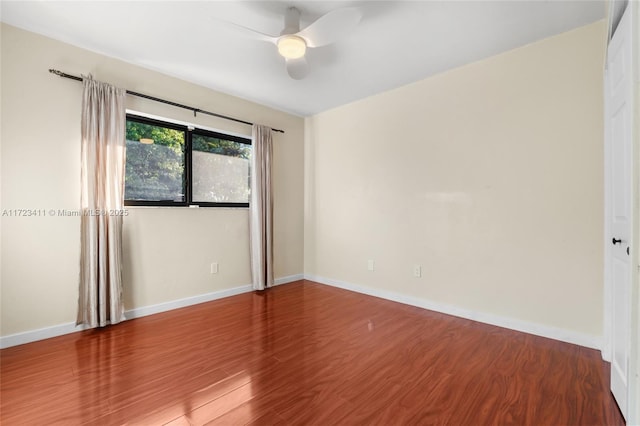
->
[125,120,185,202]
[192,134,251,204]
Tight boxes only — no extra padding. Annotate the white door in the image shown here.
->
[606,4,632,419]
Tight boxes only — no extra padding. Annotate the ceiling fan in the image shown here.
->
[235,6,362,80]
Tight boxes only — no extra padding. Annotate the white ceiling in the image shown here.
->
[0,1,605,116]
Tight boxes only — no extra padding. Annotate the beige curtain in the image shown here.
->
[250,124,274,290]
[77,77,127,328]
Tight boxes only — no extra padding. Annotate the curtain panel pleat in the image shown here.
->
[250,124,274,290]
[77,77,126,328]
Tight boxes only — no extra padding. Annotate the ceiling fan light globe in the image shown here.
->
[277,35,306,59]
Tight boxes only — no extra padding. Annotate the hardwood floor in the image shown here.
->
[1,280,624,425]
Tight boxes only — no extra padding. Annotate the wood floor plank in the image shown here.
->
[0,280,624,425]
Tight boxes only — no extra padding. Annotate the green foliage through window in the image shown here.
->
[192,134,251,203]
[124,115,251,207]
[125,120,185,202]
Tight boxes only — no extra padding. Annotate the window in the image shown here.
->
[125,116,186,204]
[125,114,251,207]
[192,132,251,204]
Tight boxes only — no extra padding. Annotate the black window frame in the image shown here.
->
[124,114,252,208]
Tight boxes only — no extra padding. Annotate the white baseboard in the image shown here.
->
[274,273,304,286]
[0,322,92,350]
[124,284,253,320]
[3,273,599,353]
[305,274,603,352]
[0,275,303,349]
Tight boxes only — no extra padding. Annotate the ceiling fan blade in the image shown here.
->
[286,57,309,80]
[223,21,278,44]
[297,7,362,48]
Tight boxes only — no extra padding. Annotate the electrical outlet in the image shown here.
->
[367,259,375,271]
[210,262,218,274]
[413,265,421,278]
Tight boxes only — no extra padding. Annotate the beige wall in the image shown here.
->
[305,21,606,337]
[0,24,304,336]
[0,19,608,344]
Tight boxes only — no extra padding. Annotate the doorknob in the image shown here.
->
[612,237,622,245]
[627,247,630,255]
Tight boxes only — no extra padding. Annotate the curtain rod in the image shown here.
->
[48,69,285,134]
